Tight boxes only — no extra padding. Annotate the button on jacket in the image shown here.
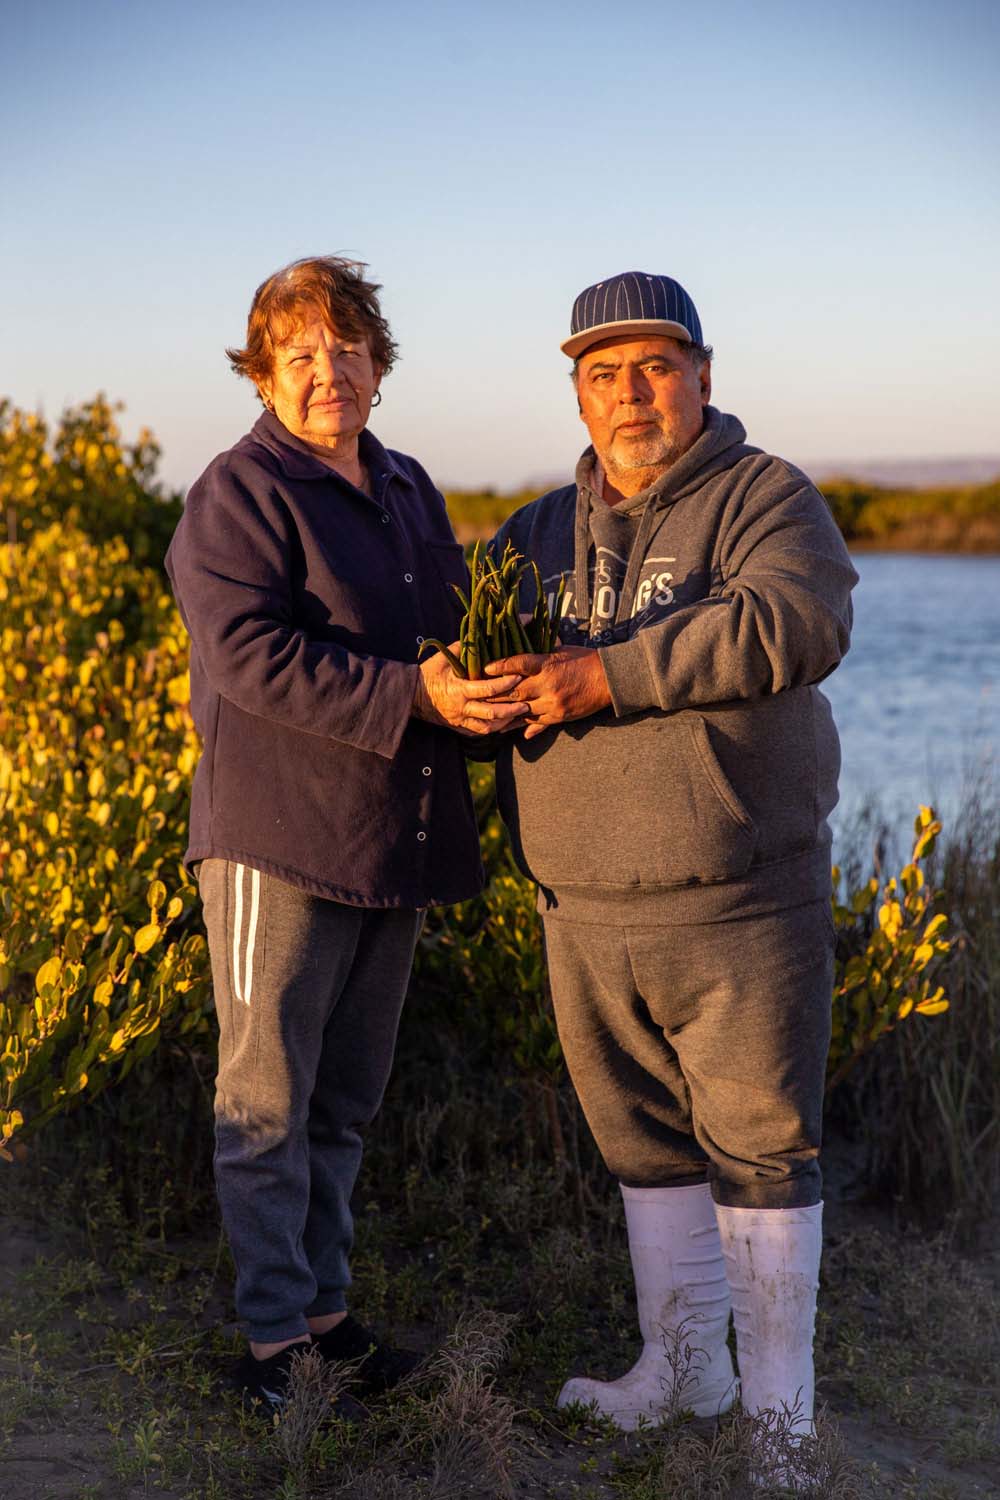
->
[165,412,482,908]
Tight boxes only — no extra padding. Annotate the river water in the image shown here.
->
[822,553,1000,849]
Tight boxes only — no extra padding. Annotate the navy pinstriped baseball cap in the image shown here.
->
[561,271,702,359]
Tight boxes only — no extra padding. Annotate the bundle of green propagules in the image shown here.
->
[420,540,566,680]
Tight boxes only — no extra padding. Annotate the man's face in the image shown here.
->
[575,335,711,480]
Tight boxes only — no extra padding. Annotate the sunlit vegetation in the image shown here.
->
[821,475,1000,551]
[444,474,1000,550]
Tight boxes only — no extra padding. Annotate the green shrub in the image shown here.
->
[0,520,211,1155]
[0,394,182,565]
[828,806,951,1094]
[833,810,1000,1233]
[820,475,1000,550]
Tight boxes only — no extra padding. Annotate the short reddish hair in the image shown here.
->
[226,256,399,394]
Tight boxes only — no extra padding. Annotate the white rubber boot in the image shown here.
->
[715,1203,823,1487]
[557,1182,737,1429]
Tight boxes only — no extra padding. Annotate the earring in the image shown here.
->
[371,390,382,408]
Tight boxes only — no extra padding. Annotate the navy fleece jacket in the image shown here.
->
[165,412,482,908]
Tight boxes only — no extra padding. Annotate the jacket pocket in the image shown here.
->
[423,540,470,643]
[425,540,469,593]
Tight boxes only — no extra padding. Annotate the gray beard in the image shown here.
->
[603,433,688,488]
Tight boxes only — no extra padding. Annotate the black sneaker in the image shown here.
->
[235,1342,308,1413]
[234,1342,368,1420]
[313,1315,423,1394]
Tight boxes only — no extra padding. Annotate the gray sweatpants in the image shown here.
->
[198,859,422,1343]
[542,900,834,1209]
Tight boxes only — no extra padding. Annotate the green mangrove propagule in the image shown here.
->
[419,540,566,679]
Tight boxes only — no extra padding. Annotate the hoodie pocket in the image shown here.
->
[502,710,760,890]
[688,715,757,842]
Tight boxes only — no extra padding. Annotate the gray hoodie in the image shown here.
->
[491,407,859,924]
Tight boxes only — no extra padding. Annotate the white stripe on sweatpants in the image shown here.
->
[232,863,261,1006]
[243,868,261,1004]
[233,863,245,1002]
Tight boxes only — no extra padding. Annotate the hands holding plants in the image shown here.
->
[413,651,528,737]
[419,541,564,680]
[484,646,612,740]
[417,540,610,739]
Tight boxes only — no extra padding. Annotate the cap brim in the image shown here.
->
[560,317,694,359]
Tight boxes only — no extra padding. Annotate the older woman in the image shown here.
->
[166,256,524,1410]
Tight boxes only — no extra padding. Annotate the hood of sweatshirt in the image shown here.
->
[571,407,755,628]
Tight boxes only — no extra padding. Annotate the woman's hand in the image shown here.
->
[484,646,612,739]
[413,648,529,736]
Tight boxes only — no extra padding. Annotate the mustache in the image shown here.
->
[613,410,659,431]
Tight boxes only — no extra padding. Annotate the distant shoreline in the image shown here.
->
[846,539,1000,556]
[452,526,1000,554]
[447,473,1000,555]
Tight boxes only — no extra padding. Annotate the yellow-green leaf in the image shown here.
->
[133,923,161,954]
[166,671,190,705]
[916,998,949,1016]
[915,985,949,1016]
[35,955,61,994]
[913,828,938,861]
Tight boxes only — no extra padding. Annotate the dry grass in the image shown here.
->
[275,1344,367,1484]
[652,1409,870,1499]
[565,1334,874,1498]
[312,1309,521,1500]
[409,1309,521,1500]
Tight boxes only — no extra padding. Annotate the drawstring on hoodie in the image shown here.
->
[574,479,663,641]
[613,503,663,629]
[573,491,593,631]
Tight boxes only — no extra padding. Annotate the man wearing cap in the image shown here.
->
[483,273,857,1460]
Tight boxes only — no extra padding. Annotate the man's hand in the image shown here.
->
[484,646,612,739]
[414,647,529,736]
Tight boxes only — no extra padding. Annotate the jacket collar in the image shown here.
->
[248,411,414,496]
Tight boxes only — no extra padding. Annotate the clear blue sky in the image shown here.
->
[3,0,997,493]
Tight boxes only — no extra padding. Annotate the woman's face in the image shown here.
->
[259,309,381,450]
